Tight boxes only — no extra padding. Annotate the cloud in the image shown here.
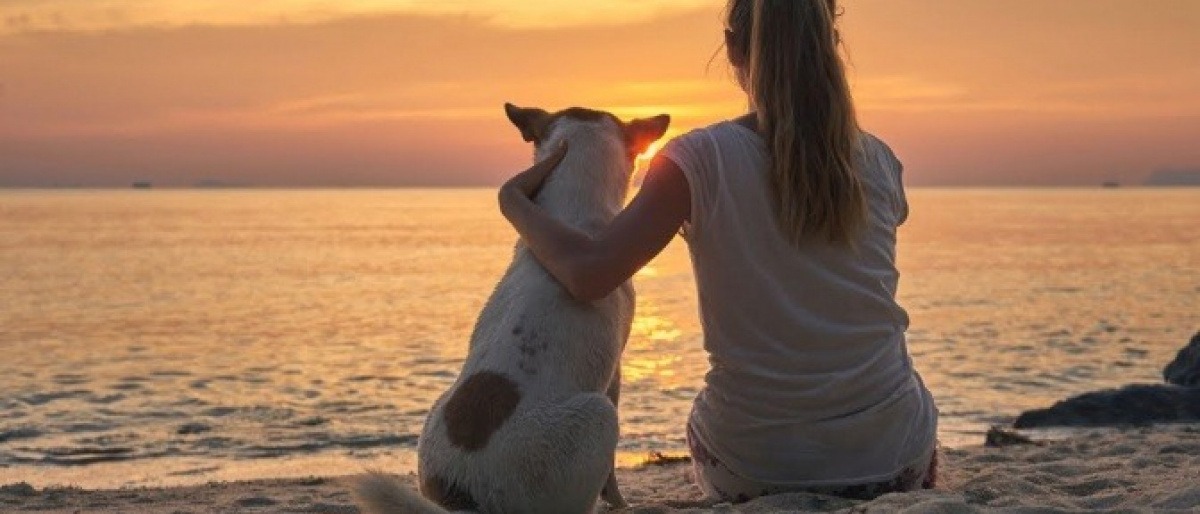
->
[0,9,740,186]
[0,0,711,34]
[1,1,1198,187]
[0,9,735,139]
[850,74,1200,117]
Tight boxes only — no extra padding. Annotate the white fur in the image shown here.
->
[355,116,637,514]
[352,472,449,514]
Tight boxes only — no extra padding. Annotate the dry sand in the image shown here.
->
[2,426,1198,513]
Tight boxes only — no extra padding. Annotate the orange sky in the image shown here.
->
[1,0,1198,187]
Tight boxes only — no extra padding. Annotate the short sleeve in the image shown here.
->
[872,137,909,226]
[658,128,718,239]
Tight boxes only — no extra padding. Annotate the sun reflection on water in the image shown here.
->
[622,296,687,386]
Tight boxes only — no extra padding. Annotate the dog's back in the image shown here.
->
[355,105,669,514]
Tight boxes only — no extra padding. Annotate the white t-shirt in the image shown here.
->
[660,121,937,486]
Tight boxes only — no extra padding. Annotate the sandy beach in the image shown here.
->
[3,425,1197,513]
[5,0,1200,510]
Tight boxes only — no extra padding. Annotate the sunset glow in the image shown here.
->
[633,138,669,183]
[0,0,709,33]
[1,1,1198,187]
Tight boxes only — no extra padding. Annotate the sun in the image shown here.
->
[638,140,665,162]
[630,136,676,187]
[634,139,665,175]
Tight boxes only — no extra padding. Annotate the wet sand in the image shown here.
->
[3,425,1198,513]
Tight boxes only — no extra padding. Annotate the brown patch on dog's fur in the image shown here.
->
[443,371,521,452]
[420,474,479,511]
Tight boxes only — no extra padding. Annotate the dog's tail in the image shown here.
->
[351,472,451,514]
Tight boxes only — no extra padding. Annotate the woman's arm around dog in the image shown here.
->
[499,144,690,303]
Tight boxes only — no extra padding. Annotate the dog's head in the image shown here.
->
[504,102,670,172]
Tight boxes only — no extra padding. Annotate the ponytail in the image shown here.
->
[728,0,865,245]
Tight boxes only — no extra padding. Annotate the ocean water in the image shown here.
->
[1,188,1197,489]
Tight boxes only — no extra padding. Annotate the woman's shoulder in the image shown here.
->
[662,120,764,171]
[859,130,888,151]
[859,131,902,168]
[669,121,722,142]
[669,118,754,143]
[662,122,720,156]
[683,118,766,152]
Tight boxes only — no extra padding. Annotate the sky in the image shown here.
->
[1,0,1198,187]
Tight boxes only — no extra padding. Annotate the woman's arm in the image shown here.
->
[499,145,691,302]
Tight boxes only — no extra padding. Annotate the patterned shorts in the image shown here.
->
[686,423,938,503]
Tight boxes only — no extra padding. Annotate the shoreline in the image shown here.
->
[3,425,1197,513]
[0,423,1145,492]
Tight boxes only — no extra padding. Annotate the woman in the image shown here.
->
[498,0,937,502]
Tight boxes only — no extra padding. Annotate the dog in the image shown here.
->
[352,103,670,514]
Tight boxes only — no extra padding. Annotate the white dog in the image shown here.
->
[353,103,670,514]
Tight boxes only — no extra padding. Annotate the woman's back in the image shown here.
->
[496,0,939,501]
[662,120,937,485]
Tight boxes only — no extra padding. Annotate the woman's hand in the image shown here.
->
[501,141,568,199]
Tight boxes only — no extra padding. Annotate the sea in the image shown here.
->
[1,188,1197,489]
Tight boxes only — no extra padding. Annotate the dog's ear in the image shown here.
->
[505,103,552,143]
[624,114,671,157]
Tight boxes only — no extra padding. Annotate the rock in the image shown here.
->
[1014,384,1200,428]
[0,427,41,443]
[1164,331,1200,387]
[235,496,279,507]
[0,483,38,497]
[176,422,213,435]
[175,422,213,434]
[984,426,1042,447]
[641,452,693,467]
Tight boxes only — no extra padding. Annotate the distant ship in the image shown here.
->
[1102,181,1120,188]
[132,181,153,189]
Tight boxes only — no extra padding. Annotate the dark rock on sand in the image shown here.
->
[1164,332,1200,387]
[1014,384,1200,428]
[0,427,41,443]
[177,423,213,435]
[985,426,1042,447]
[234,496,279,507]
[0,483,37,497]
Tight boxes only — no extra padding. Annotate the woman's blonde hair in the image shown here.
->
[727,0,865,245]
